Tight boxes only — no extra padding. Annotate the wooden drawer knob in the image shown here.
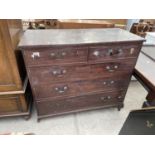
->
[93,51,100,56]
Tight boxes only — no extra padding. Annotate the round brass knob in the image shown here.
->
[107,96,111,100]
[55,87,59,91]
[52,70,57,75]
[93,51,100,56]
[103,81,107,85]
[50,53,55,57]
[110,80,114,84]
[118,49,123,53]
[114,65,118,69]
[62,52,66,56]
[101,97,105,100]
[106,66,110,70]
[107,96,111,99]
[62,69,67,74]
[64,86,68,90]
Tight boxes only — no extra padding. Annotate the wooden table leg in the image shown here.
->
[143,91,155,108]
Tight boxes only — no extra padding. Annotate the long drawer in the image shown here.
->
[37,90,125,117]
[23,47,88,66]
[28,59,136,85]
[32,77,129,100]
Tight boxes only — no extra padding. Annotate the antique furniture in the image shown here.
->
[130,20,155,37]
[0,19,31,119]
[18,28,144,121]
[134,46,155,108]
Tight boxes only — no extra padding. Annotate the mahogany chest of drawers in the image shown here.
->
[18,28,144,121]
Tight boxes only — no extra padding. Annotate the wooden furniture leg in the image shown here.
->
[143,91,155,107]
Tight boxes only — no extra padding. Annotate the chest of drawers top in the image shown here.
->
[18,28,144,48]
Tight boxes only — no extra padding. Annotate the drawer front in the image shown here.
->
[29,60,135,85]
[32,77,129,100]
[0,95,21,114]
[23,47,88,66]
[37,91,125,116]
[88,44,141,62]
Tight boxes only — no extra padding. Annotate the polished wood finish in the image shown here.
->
[0,20,23,91]
[52,19,114,29]
[0,82,32,119]
[28,62,134,85]
[0,19,30,118]
[37,90,125,118]
[32,77,129,100]
[134,46,155,107]
[19,28,144,120]
[0,82,31,115]
[103,19,127,25]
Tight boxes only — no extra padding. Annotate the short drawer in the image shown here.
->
[23,47,88,66]
[28,59,135,85]
[88,43,141,62]
[37,90,125,116]
[32,77,129,100]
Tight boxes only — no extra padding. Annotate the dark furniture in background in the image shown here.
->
[134,46,155,108]
[130,20,155,37]
[119,110,155,135]
[18,28,144,121]
[0,20,31,119]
